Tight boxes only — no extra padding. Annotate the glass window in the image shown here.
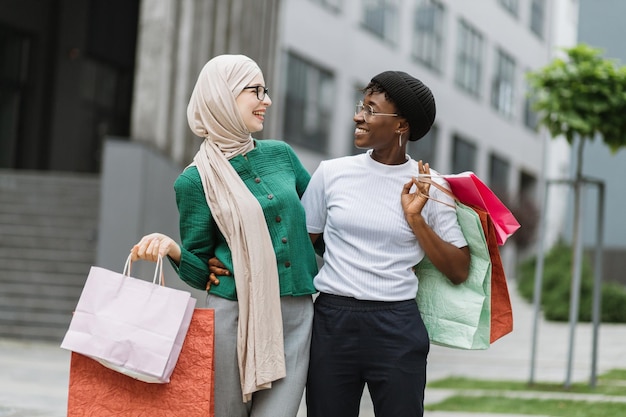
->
[407,125,438,166]
[523,67,539,131]
[283,52,335,153]
[498,0,519,16]
[412,0,445,72]
[455,19,484,98]
[520,171,537,201]
[361,0,399,43]
[309,0,342,12]
[0,27,30,168]
[489,153,510,198]
[530,0,545,38]
[451,135,477,173]
[491,49,516,118]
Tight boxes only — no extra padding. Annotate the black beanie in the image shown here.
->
[370,71,436,141]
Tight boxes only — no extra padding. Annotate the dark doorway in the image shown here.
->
[0,0,139,172]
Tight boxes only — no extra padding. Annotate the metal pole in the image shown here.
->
[529,180,550,385]
[590,181,605,387]
[565,180,585,388]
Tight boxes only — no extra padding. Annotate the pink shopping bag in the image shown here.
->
[61,255,196,383]
[442,172,521,245]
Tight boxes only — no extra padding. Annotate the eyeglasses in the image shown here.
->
[355,101,398,123]
[242,85,269,101]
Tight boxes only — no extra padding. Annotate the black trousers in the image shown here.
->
[306,293,430,417]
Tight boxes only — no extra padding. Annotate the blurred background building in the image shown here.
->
[0,0,584,341]
[566,0,626,286]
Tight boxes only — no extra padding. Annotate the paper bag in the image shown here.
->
[61,255,196,383]
[67,309,215,416]
[416,202,492,350]
[471,206,514,343]
[443,172,521,245]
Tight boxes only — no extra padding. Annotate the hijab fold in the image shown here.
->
[187,55,285,402]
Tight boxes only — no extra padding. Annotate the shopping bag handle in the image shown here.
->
[122,254,165,286]
[416,174,457,209]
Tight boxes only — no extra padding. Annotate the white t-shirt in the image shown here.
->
[301,150,467,301]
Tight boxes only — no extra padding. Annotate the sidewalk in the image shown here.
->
[1,286,625,417]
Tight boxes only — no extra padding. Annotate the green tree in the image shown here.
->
[526,44,626,387]
[527,44,626,170]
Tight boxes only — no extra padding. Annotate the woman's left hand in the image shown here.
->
[401,160,431,218]
[206,257,229,290]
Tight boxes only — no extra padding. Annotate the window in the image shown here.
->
[523,88,539,131]
[309,0,342,11]
[451,135,477,173]
[491,49,516,118]
[0,27,30,168]
[523,98,539,131]
[520,171,537,201]
[361,0,399,43]
[407,125,438,166]
[489,153,510,198]
[412,0,445,72]
[498,0,519,16]
[455,20,484,98]
[530,0,545,38]
[283,52,335,153]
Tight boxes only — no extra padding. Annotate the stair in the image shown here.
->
[0,170,100,342]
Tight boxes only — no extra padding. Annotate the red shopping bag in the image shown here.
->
[469,206,514,343]
[443,172,520,245]
[67,308,215,417]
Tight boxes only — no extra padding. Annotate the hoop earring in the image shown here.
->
[398,132,403,147]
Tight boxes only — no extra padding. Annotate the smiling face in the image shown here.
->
[353,92,405,151]
[236,73,272,133]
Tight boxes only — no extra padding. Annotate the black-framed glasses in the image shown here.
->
[355,101,398,123]
[242,85,269,101]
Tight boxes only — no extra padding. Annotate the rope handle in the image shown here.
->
[416,174,458,209]
[122,253,165,286]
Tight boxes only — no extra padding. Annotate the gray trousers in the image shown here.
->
[206,294,313,417]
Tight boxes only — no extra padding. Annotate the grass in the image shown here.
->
[425,368,626,416]
[427,396,626,417]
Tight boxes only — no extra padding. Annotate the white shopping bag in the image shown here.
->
[61,255,196,383]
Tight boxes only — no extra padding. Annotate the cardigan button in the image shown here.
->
[254,177,261,183]
[275,215,282,222]
[281,237,288,243]
[284,261,291,267]
[267,194,274,199]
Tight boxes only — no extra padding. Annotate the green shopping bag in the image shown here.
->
[415,201,492,350]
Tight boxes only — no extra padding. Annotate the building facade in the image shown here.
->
[0,0,582,340]
[571,0,626,284]
[273,0,578,269]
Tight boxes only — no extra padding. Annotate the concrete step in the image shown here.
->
[0,170,100,342]
[0,234,97,251]
[1,270,89,287]
[0,247,96,264]
[0,258,92,274]
[1,223,98,240]
[0,213,98,229]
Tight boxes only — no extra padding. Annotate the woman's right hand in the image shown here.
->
[130,233,181,265]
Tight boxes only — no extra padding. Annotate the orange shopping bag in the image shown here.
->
[67,309,215,417]
[469,206,514,343]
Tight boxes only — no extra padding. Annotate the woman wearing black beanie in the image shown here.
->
[301,70,470,417]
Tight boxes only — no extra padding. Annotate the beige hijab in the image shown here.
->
[187,55,285,401]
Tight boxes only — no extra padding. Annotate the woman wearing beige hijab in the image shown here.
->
[131,54,318,417]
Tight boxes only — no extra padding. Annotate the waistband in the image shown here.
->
[316,292,415,312]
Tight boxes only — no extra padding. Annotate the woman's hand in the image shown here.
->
[401,160,431,219]
[130,233,181,264]
[207,257,229,290]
